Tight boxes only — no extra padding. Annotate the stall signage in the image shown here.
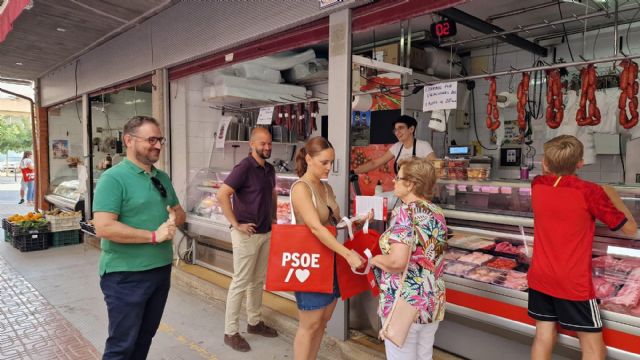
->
[257,106,275,125]
[319,0,344,9]
[423,81,458,112]
[430,19,457,39]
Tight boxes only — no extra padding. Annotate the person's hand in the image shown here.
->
[234,223,256,235]
[345,249,365,269]
[167,206,176,225]
[155,221,176,243]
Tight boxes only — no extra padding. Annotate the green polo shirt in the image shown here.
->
[93,158,179,275]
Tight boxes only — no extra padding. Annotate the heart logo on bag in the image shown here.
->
[295,269,310,283]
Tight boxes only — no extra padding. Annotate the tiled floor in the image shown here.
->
[0,256,100,360]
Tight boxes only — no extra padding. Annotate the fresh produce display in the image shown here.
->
[485,77,500,131]
[486,257,518,270]
[516,72,530,130]
[618,59,639,129]
[45,209,82,217]
[576,64,601,126]
[465,266,505,283]
[444,261,477,276]
[545,69,564,128]
[7,212,43,223]
[457,252,494,265]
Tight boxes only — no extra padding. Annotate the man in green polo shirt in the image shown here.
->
[93,115,186,360]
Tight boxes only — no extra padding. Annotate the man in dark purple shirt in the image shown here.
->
[217,127,278,352]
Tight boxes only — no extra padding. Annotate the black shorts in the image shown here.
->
[528,288,603,333]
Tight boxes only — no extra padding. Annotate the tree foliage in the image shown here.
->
[0,115,32,154]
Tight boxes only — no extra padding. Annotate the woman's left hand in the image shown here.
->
[354,209,374,227]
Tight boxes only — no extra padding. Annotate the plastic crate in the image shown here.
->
[3,229,12,243]
[46,214,81,232]
[51,230,81,247]
[4,220,48,237]
[2,218,10,230]
[13,233,49,252]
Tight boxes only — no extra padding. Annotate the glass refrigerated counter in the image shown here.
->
[185,168,298,276]
[431,179,640,359]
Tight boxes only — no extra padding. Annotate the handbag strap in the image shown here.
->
[289,180,317,224]
[385,205,418,318]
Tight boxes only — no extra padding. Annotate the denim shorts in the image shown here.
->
[294,263,340,311]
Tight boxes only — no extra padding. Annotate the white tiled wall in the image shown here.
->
[170,69,327,206]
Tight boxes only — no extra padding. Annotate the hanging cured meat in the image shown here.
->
[575,64,601,126]
[485,77,500,131]
[545,69,564,129]
[619,60,639,129]
[517,72,531,130]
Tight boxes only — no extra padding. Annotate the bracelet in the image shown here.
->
[151,231,157,245]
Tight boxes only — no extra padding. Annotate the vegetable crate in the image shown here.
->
[3,219,49,237]
[50,230,81,247]
[13,233,49,252]
[46,214,82,232]
[3,229,13,244]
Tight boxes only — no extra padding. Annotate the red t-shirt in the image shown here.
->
[528,175,627,301]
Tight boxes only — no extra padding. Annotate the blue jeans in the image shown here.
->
[25,180,34,201]
[100,264,171,360]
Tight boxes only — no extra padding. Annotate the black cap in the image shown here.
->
[392,115,418,130]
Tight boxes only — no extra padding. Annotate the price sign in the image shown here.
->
[257,107,275,125]
[430,19,457,38]
[423,81,458,112]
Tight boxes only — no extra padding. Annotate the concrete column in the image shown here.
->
[81,94,91,217]
[152,68,169,172]
[326,8,352,341]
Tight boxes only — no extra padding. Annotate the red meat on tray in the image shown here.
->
[486,257,518,270]
[602,283,640,309]
[499,270,528,291]
[592,255,617,269]
[495,241,523,255]
[592,276,618,299]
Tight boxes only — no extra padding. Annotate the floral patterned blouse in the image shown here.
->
[374,200,447,324]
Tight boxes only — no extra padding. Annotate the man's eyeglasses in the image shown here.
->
[150,176,167,198]
[131,135,166,145]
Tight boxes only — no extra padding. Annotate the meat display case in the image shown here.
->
[45,171,85,213]
[431,179,640,359]
[185,167,298,276]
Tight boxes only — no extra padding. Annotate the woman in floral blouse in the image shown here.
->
[370,157,447,360]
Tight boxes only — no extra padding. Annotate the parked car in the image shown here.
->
[0,162,18,175]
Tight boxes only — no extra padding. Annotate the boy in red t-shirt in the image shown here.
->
[529,135,637,360]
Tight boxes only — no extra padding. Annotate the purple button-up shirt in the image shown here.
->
[224,156,276,234]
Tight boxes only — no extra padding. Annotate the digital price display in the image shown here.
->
[431,19,457,38]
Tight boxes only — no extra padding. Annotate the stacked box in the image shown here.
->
[13,233,49,252]
[51,230,81,247]
[47,214,81,232]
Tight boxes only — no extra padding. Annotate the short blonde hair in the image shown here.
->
[543,135,584,175]
[398,157,437,199]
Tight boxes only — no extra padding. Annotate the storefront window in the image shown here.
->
[46,99,84,209]
[88,82,152,196]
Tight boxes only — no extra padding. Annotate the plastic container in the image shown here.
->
[46,213,81,232]
[446,159,469,180]
[51,230,82,247]
[13,233,49,252]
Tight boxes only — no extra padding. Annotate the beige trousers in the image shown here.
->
[224,229,271,335]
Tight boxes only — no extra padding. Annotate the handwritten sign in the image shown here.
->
[257,107,275,125]
[423,81,458,112]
